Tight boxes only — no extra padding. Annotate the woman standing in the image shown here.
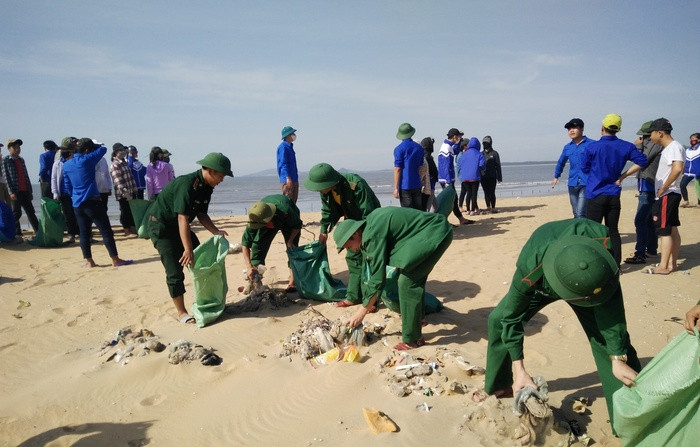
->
[459,137,485,215]
[145,146,175,200]
[480,136,503,213]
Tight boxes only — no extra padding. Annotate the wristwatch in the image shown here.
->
[610,354,628,363]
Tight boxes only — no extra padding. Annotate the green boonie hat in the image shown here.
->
[332,219,365,253]
[304,163,341,191]
[396,122,416,140]
[636,121,653,136]
[248,201,277,229]
[197,152,233,177]
[281,126,297,139]
[542,235,619,308]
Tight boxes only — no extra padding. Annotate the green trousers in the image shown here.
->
[397,232,453,343]
[152,231,200,298]
[344,248,363,304]
[249,227,300,266]
[485,292,640,430]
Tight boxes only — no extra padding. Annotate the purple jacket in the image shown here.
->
[146,160,175,199]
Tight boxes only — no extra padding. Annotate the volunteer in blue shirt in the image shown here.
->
[63,138,132,268]
[584,114,648,265]
[393,123,425,210]
[277,126,299,204]
[39,140,58,198]
[552,118,594,218]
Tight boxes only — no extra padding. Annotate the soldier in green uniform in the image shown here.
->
[333,207,452,350]
[242,194,302,292]
[478,218,641,431]
[304,163,381,307]
[147,152,232,324]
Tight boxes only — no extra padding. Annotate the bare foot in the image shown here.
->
[83,259,97,268]
[112,258,134,267]
[471,388,513,403]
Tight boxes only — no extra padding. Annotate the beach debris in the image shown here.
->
[227,242,242,254]
[17,300,31,309]
[416,402,430,412]
[168,339,222,366]
[236,265,268,295]
[362,408,398,434]
[12,313,22,319]
[512,376,553,447]
[570,397,589,414]
[99,328,166,365]
[279,306,368,360]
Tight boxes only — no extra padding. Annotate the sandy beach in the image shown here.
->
[1,189,698,446]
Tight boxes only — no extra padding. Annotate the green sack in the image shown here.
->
[128,199,152,239]
[435,185,456,217]
[188,235,229,328]
[29,198,65,247]
[613,329,700,446]
[374,266,444,315]
[287,241,347,302]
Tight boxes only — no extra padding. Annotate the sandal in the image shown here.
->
[623,255,646,264]
[180,314,195,324]
[393,338,426,351]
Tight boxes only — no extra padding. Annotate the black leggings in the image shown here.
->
[462,181,480,212]
[481,177,497,208]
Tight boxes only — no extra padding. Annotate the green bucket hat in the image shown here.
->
[281,126,297,139]
[248,201,277,229]
[542,235,619,307]
[197,152,233,177]
[636,121,653,136]
[396,122,416,140]
[304,163,341,191]
[332,219,365,253]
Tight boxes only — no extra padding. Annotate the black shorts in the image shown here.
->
[652,193,681,236]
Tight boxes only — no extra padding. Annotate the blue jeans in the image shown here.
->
[634,191,657,257]
[568,185,587,218]
[679,175,694,202]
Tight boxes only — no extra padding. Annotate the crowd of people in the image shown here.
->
[1,116,699,436]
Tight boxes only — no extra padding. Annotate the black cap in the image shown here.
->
[43,140,58,150]
[128,145,138,153]
[565,118,584,129]
[648,118,673,133]
[113,142,126,151]
[447,128,464,138]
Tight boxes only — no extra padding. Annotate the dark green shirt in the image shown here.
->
[501,218,629,360]
[241,194,302,247]
[148,170,212,239]
[361,207,452,300]
[319,173,381,234]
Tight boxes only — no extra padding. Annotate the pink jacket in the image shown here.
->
[145,161,175,199]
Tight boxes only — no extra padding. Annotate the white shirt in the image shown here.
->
[655,140,686,196]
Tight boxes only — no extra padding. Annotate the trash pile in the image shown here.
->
[279,307,376,361]
[98,327,221,367]
[228,265,302,313]
[376,347,486,398]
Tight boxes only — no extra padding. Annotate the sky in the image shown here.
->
[2,1,699,178]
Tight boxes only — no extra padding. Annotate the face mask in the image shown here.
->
[291,134,297,142]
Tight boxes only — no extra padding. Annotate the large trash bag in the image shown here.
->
[613,329,700,446]
[128,199,152,239]
[435,185,456,217]
[29,198,65,247]
[188,235,229,328]
[288,240,347,302]
[373,266,444,315]
[0,200,15,242]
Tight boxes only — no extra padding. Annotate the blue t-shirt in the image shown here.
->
[39,151,55,183]
[582,135,648,198]
[393,139,424,189]
[63,146,107,208]
[554,136,594,187]
[276,140,298,183]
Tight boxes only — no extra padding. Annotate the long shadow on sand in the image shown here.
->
[452,212,541,240]
[17,421,154,447]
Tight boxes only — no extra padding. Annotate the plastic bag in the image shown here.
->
[0,200,15,242]
[435,185,456,217]
[613,329,700,446]
[29,198,65,247]
[188,235,229,328]
[288,240,347,302]
[375,266,444,315]
[128,199,152,239]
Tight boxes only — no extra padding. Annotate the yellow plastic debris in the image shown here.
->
[362,408,398,434]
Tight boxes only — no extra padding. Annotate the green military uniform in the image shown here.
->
[148,170,213,297]
[241,194,302,265]
[319,173,381,304]
[357,207,452,343]
[485,218,641,428]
